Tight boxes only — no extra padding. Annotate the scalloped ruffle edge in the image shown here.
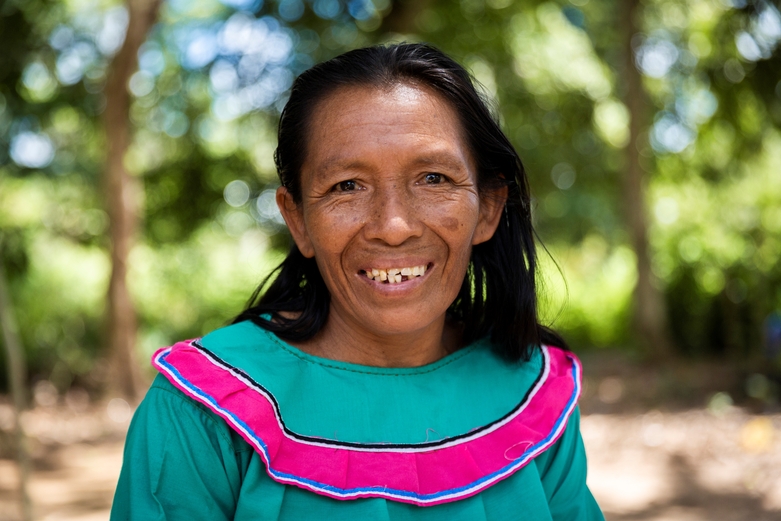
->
[152,340,581,506]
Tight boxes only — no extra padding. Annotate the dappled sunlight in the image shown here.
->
[583,410,781,520]
[509,3,613,101]
[0,394,128,521]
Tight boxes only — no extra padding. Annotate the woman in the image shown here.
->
[112,43,604,520]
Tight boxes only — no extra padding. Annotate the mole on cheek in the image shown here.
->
[441,217,459,231]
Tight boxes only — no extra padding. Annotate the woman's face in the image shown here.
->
[277,83,505,340]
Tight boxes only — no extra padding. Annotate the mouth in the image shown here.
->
[360,263,431,284]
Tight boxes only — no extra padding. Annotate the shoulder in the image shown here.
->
[113,374,253,521]
[133,374,252,454]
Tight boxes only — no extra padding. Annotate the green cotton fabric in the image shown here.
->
[111,322,604,520]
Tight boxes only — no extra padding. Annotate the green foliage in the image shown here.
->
[1,0,781,392]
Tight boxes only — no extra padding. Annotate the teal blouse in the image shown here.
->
[111,321,603,520]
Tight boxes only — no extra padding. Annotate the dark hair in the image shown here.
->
[233,43,567,361]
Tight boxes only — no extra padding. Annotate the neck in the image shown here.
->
[293,311,460,368]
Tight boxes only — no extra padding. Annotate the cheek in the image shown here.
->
[304,205,366,258]
[418,193,480,236]
[440,216,460,232]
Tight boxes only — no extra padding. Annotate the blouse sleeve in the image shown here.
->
[533,407,604,521]
[110,374,251,521]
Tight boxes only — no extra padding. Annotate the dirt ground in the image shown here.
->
[0,355,779,520]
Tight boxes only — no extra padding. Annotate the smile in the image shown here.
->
[361,264,429,284]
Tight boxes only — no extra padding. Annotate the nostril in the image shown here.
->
[364,215,424,246]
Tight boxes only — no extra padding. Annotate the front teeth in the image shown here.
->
[366,265,427,284]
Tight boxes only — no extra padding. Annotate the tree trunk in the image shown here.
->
[621,0,674,359]
[0,260,32,521]
[103,0,161,400]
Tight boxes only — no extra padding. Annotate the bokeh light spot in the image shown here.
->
[10,131,56,169]
[551,162,576,190]
[736,32,763,61]
[651,113,695,154]
[107,398,132,423]
[253,188,286,228]
[129,70,155,97]
[654,197,679,225]
[314,0,341,18]
[279,0,305,22]
[636,37,679,78]
[224,180,251,207]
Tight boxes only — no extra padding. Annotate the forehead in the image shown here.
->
[302,82,472,170]
[312,82,455,120]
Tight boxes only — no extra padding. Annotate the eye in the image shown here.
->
[335,180,357,191]
[424,173,444,184]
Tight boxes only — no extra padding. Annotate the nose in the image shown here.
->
[363,185,424,246]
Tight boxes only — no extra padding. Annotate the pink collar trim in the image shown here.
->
[152,340,581,506]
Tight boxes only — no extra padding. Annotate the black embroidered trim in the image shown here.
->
[186,338,548,450]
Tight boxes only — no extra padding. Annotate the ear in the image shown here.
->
[276,186,315,258]
[472,184,508,246]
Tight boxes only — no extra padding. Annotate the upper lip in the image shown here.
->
[358,260,432,272]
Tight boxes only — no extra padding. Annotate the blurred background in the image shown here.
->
[0,0,780,519]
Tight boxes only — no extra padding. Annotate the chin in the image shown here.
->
[361,313,443,337]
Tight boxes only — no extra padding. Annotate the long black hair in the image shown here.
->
[233,43,567,361]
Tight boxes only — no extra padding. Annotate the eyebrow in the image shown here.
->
[409,152,470,172]
[316,157,368,175]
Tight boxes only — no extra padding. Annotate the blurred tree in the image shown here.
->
[633,0,781,364]
[620,0,674,358]
[0,245,32,520]
[104,0,162,400]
